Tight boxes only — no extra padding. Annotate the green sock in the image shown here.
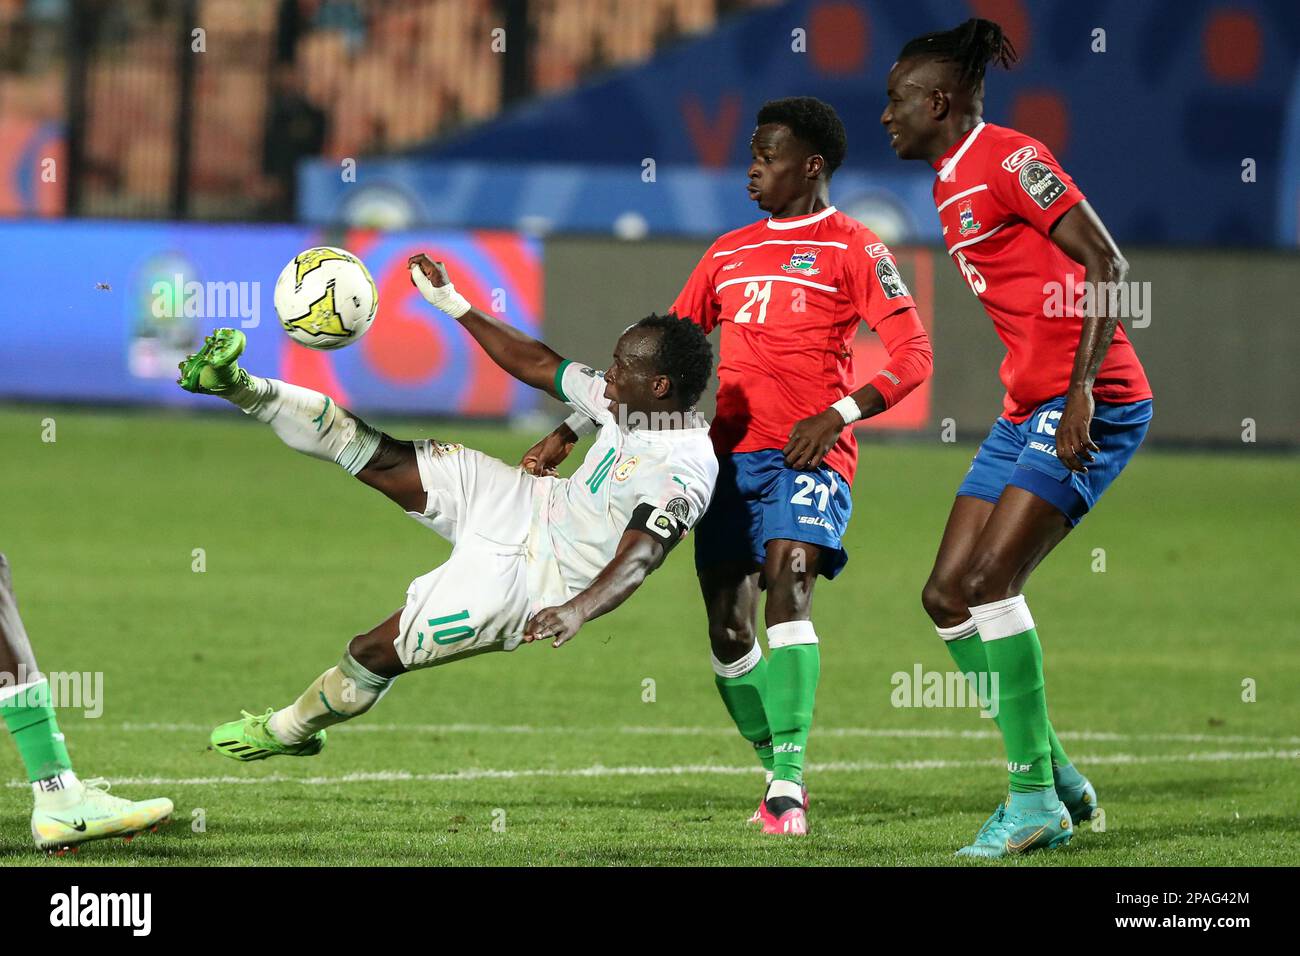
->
[766,623,821,786]
[1047,724,1072,771]
[1,680,73,782]
[713,648,774,771]
[941,623,1072,770]
[972,597,1053,793]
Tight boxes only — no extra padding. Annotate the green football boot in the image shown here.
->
[956,795,1073,859]
[210,708,326,762]
[176,327,250,395]
[32,778,173,854]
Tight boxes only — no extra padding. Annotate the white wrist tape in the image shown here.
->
[410,263,471,318]
[563,411,597,437]
[831,395,862,425]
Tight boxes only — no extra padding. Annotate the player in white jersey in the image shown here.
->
[179,254,717,763]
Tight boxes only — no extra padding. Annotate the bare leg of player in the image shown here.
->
[921,494,1080,780]
[701,562,770,818]
[924,488,1099,852]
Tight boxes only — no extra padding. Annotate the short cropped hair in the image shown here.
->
[635,313,714,408]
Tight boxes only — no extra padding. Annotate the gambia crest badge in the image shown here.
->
[780,247,821,276]
[958,198,982,236]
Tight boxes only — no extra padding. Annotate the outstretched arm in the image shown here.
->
[522,529,667,647]
[409,253,565,398]
[1047,201,1129,473]
[521,499,689,649]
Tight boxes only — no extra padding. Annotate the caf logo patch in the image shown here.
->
[613,456,639,481]
[1018,160,1067,210]
[875,257,910,300]
[664,496,691,523]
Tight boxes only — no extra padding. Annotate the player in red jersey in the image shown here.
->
[882,19,1153,857]
[524,98,933,834]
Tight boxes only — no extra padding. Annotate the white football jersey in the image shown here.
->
[527,360,718,601]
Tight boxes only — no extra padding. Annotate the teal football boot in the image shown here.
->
[1055,770,1100,826]
[956,794,1073,859]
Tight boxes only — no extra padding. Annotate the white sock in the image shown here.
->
[766,779,803,803]
[33,770,82,811]
[935,617,979,642]
[268,652,393,744]
[232,377,381,476]
[711,641,762,679]
[970,595,1036,642]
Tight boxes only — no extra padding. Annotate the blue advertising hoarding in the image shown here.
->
[0,221,543,417]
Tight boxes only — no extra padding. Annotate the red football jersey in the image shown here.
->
[670,206,917,485]
[932,122,1152,421]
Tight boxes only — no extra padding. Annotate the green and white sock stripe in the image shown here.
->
[335,420,381,475]
[712,641,774,771]
[971,596,1054,792]
[711,641,763,679]
[339,650,394,696]
[972,595,1036,642]
[766,620,821,788]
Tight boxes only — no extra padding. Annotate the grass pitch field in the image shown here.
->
[0,405,1296,866]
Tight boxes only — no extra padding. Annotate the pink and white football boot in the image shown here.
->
[749,782,810,832]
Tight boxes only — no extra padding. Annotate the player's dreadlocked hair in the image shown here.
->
[755,96,847,176]
[636,313,714,408]
[898,18,1018,93]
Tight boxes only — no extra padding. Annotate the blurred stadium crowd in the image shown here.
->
[0,0,776,219]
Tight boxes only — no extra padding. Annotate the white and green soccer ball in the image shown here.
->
[273,246,378,350]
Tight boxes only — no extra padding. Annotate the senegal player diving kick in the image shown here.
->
[883,19,1153,857]
[178,255,717,764]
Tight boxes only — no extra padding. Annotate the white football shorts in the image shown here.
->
[394,439,544,670]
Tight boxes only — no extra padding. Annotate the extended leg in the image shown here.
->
[210,610,402,762]
[945,486,1082,857]
[177,328,427,512]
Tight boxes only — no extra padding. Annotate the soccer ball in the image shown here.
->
[273,246,378,350]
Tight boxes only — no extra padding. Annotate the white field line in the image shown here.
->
[95,721,1300,747]
[10,749,1298,789]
